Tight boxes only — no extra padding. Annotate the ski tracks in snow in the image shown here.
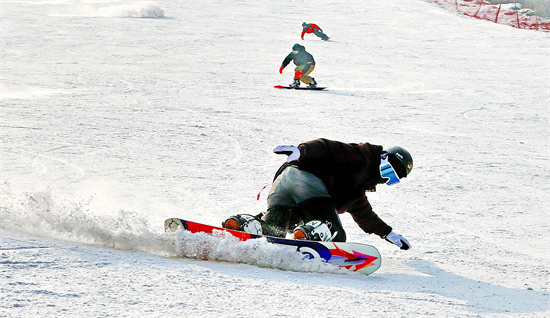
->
[4,146,87,190]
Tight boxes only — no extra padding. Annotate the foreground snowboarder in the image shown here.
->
[223,139,414,250]
[278,43,318,88]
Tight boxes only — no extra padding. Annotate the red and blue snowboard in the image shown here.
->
[164,218,381,276]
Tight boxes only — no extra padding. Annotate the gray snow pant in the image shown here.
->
[313,29,329,41]
[262,166,346,241]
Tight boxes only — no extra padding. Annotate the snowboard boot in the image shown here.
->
[222,214,263,235]
[289,78,301,87]
[292,220,334,242]
[308,78,317,88]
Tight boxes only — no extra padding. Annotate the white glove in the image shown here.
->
[273,145,300,162]
[384,231,411,250]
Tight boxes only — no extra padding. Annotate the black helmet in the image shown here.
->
[292,43,304,52]
[302,22,307,27]
[385,146,413,178]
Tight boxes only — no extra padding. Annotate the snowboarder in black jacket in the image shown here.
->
[222,139,413,249]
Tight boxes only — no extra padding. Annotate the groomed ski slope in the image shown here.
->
[1,0,548,317]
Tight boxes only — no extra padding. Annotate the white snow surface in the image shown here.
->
[1,0,549,317]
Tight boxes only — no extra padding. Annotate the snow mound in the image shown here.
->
[51,2,165,18]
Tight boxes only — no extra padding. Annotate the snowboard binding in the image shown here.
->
[292,220,336,242]
[289,78,301,87]
[222,214,263,235]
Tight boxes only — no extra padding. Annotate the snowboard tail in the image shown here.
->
[164,218,381,275]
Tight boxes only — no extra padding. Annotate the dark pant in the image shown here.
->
[313,29,329,40]
[262,166,346,241]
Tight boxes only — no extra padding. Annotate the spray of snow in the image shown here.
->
[0,183,346,275]
[0,183,170,253]
[171,228,346,275]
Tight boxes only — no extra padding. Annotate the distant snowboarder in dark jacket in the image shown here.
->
[279,43,317,88]
[301,22,329,41]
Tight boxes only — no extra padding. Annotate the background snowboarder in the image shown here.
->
[224,138,413,250]
[301,22,329,41]
[279,43,317,88]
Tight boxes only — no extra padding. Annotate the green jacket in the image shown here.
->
[281,44,315,73]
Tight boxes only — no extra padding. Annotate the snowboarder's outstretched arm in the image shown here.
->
[347,196,411,250]
[281,53,293,67]
[347,196,392,238]
[279,53,294,73]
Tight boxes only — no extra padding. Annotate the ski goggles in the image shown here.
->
[380,154,400,186]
